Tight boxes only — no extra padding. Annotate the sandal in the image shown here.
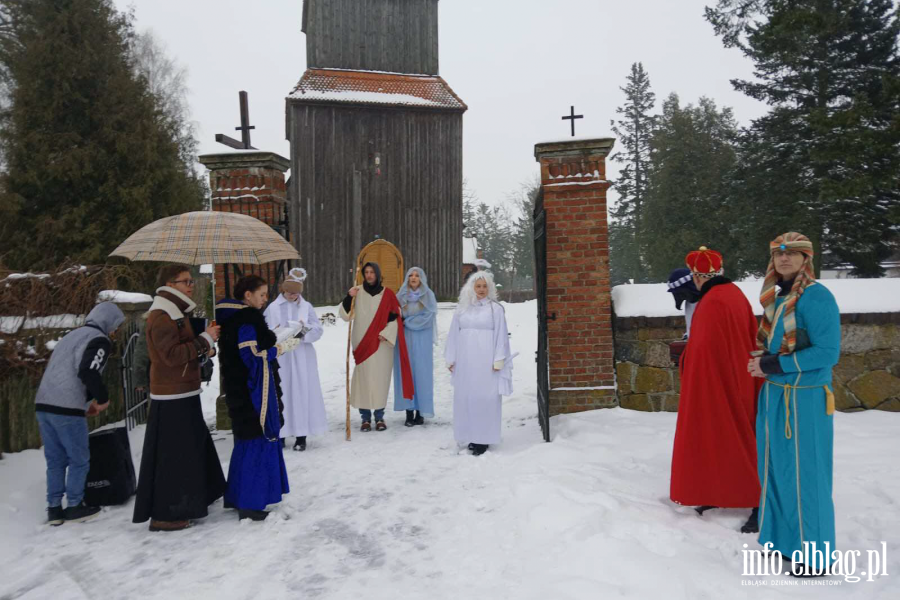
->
[375,420,387,431]
[361,421,372,432]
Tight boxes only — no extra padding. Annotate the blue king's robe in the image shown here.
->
[757,282,841,562]
[224,323,289,511]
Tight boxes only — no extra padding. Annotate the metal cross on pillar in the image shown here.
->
[215,91,257,150]
[561,106,584,137]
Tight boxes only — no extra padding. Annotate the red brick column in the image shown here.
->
[197,151,290,299]
[534,138,616,415]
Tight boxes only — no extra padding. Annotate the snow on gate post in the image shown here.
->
[198,150,291,431]
[534,138,617,415]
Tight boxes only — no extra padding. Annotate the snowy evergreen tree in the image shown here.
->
[609,62,656,284]
[0,0,207,270]
[508,178,539,289]
[706,0,900,276]
[641,94,746,281]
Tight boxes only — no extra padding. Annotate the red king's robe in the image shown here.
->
[670,279,762,508]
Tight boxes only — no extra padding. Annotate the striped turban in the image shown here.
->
[757,232,816,353]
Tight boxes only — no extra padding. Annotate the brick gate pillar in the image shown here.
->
[197,150,291,300]
[197,150,290,431]
[534,138,616,415]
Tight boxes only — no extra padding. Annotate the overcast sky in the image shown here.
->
[113,0,770,209]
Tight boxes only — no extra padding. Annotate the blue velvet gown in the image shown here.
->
[224,323,289,511]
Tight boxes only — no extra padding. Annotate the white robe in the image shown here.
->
[684,300,697,338]
[340,288,397,411]
[444,298,513,445]
[264,293,328,438]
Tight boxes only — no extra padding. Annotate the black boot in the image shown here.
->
[405,410,415,427]
[281,438,286,448]
[471,444,489,456]
[63,502,101,523]
[47,506,65,527]
[238,509,269,521]
[293,436,306,451]
[741,507,759,533]
[695,505,717,516]
[413,410,424,425]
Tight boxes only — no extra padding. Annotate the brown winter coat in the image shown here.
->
[146,288,212,399]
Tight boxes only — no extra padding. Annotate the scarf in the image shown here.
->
[757,232,816,353]
[361,261,384,296]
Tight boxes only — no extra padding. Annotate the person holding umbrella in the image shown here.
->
[132,264,225,532]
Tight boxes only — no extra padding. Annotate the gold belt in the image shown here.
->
[765,380,835,439]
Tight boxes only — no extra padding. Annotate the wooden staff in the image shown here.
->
[345,265,360,441]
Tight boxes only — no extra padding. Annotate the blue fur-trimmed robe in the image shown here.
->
[757,283,840,560]
[217,300,289,512]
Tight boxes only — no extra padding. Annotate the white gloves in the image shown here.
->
[276,337,300,355]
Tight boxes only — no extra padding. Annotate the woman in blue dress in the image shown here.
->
[748,232,841,576]
[217,275,296,521]
[393,267,438,426]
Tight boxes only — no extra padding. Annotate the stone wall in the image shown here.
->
[614,316,684,412]
[832,314,900,411]
[614,313,900,412]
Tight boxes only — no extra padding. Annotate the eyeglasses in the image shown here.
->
[170,279,195,286]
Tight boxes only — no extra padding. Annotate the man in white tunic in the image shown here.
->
[445,271,514,455]
[340,262,414,431]
[264,268,327,451]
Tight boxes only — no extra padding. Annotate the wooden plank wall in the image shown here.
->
[306,0,439,75]
[288,103,463,304]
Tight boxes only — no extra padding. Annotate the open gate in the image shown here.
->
[533,188,550,442]
[120,323,149,431]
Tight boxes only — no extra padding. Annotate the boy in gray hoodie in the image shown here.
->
[34,302,125,525]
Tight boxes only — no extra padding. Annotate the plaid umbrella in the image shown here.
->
[109,211,299,265]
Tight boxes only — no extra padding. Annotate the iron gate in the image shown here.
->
[120,323,149,431]
[533,188,550,442]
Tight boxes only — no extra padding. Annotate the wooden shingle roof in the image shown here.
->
[288,69,467,111]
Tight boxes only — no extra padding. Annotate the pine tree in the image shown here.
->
[609,62,656,284]
[0,0,206,270]
[706,0,900,277]
[641,94,745,280]
[508,179,539,290]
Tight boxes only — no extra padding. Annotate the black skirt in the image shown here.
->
[132,395,226,523]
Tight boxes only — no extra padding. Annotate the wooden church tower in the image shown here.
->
[287,0,467,303]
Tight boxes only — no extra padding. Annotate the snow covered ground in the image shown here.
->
[1,301,898,599]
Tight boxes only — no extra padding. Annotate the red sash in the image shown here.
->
[352,287,414,399]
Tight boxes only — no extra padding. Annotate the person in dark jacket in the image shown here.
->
[132,264,225,532]
[216,275,295,521]
[35,302,125,525]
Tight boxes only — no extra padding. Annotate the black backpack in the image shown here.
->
[83,427,136,506]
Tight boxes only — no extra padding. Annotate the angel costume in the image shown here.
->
[264,268,328,445]
[445,272,514,452]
